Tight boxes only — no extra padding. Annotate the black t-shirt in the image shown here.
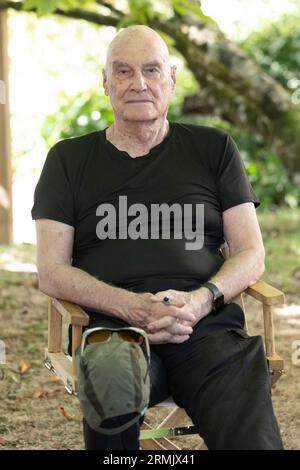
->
[31,122,259,326]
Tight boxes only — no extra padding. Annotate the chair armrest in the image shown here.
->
[245,280,285,306]
[244,280,285,380]
[47,297,90,380]
[50,298,90,326]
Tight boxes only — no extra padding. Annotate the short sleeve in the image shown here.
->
[216,133,260,212]
[31,144,76,227]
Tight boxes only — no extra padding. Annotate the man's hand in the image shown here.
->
[145,288,213,343]
[128,291,198,344]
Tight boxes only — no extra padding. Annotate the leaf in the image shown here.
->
[18,359,31,374]
[58,405,82,423]
[22,0,39,11]
[44,375,62,384]
[37,0,59,16]
[172,0,217,27]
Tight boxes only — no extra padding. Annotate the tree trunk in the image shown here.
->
[0,8,13,244]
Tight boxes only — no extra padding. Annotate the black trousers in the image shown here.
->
[82,308,283,450]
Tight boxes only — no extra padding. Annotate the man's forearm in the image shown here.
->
[195,248,265,304]
[38,263,137,322]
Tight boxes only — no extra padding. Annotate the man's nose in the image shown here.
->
[130,71,147,91]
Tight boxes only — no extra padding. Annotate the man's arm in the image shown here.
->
[203,201,265,302]
[35,219,137,321]
[36,219,195,342]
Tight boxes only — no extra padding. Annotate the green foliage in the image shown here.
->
[235,8,300,207]
[23,0,59,16]
[41,91,114,148]
[231,131,300,210]
[23,0,99,15]
[171,0,217,27]
[116,0,156,28]
[239,8,300,100]
[22,0,217,27]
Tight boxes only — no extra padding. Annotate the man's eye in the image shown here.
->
[144,68,160,76]
[117,69,130,77]
[146,68,159,73]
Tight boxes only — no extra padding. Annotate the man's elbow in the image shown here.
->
[251,248,265,283]
[256,258,265,279]
[37,267,58,298]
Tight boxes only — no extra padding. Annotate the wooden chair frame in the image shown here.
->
[45,277,284,450]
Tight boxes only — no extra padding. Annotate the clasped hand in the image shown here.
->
[141,289,211,344]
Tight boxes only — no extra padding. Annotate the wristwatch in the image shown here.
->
[201,282,224,312]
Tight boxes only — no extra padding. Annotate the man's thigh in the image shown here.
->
[154,329,283,450]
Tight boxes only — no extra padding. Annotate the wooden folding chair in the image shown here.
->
[44,246,285,450]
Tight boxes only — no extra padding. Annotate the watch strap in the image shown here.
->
[201,282,221,299]
[201,282,224,312]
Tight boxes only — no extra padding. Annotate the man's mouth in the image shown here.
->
[126,100,153,103]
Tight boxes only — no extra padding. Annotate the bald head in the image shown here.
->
[105,25,171,71]
[102,25,176,125]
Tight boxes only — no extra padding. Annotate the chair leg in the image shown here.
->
[48,298,62,353]
[263,304,276,357]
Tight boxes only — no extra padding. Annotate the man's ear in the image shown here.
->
[102,68,108,96]
[171,64,177,93]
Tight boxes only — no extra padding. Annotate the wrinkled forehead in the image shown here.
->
[106,34,170,70]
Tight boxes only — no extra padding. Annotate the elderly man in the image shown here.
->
[31,25,283,450]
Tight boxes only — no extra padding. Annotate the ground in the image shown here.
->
[0,209,299,450]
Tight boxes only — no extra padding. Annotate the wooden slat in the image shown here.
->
[51,298,90,326]
[45,349,77,394]
[139,437,168,450]
[158,407,190,429]
[245,280,285,305]
[194,439,208,450]
[263,304,276,356]
[267,354,284,369]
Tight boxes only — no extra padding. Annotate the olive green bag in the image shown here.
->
[76,326,150,435]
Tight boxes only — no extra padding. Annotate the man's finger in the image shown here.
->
[147,331,190,345]
[170,308,196,323]
[150,295,185,308]
[146,330,171,344]
[148,316,193,335]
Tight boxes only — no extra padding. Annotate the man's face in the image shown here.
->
[103,36,176,123]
